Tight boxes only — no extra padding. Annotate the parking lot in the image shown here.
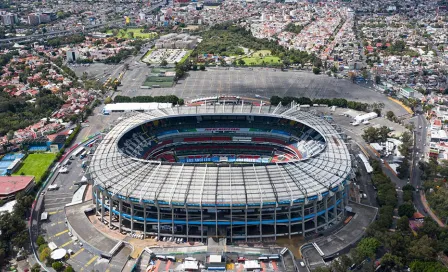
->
[118,68,408,116]
[39,154,98,272]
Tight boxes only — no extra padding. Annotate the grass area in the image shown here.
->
[106,28,158,39]
[179,50,192,64]
[141,48,155,61]
[14,153,56,182]
[242,56,281,66]
[238,50,281,66]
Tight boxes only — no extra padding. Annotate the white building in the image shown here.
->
[399,87,415,99]
[66,49,79,62]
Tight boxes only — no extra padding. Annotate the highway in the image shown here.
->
[0,2,164,46]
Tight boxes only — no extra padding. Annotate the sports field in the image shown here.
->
[14,153,56,182]
[241,50,281,66]
[143,68,176,88]
[106,28,158,39]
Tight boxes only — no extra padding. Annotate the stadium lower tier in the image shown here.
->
[92,186,348,241]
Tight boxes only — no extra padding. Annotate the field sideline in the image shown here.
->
[14,153,56,182]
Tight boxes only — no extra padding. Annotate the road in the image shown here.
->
[29,107,124,271]
[410,113,433,218]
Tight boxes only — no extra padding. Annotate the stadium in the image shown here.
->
[87,104,352,242]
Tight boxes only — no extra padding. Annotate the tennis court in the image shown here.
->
[0,153,25,176]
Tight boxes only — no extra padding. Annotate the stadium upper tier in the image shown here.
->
[88,105,351,206]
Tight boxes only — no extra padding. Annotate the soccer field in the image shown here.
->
[14,153,56,182]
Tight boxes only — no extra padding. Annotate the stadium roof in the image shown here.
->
[89,105,352,206]
[102,103,173,113]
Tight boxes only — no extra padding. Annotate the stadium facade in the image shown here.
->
[87,104,353,241]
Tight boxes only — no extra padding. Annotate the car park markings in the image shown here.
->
[85,255,98,267]
[53,229,69,237]
[50,221,64,226]
[49,210,62,215]
[71,248,84,258]
[61,239,74,248]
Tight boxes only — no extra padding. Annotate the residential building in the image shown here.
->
[399,87,415,99]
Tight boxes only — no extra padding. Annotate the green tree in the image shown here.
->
[199,65,206,71]
[39,247,51,262]
[52,261,64,272]
[408,235,437,261]
[397,159,410,179]
[312,67,321,74]
[381,253,403,270]
[362,127,379,143]
[270,96,282,106]
[6,130,14,140]
[375,75,381,84]
[64,265,74,272]
[238,59,245,66]
[356,237,381,258]
[160,59,168,67]
[397,216,410,232]
[398,203,415,218]
[36,235,46,246]
[386,110,395,120]
[31,263,41,272]
[104,97,113,104]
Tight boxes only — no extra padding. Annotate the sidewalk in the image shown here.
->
[420,192,445,227]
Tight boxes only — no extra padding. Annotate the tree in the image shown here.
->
[356,237,381,258]
[381,253,403,270]
[375,75,381,84]
[238,59,245,66]
[199,65,206,71]
[362,69,369,80]
[52,261,64,272]
[31,263,41,272]
[36,235,46,246]
[6,130,14,140]
[104,97,113,104]
[398,203,415,218]
[64,265,74,272]
[312,67,321,74]
[386,111,395,120]
[362,127,379,143]
[408,235,437,261]
[378,126,390,142]
[397,159,410,179]
[39,247,51,262]
[160,59,168,67]
[397,216,410,232]
[270,96,282,106]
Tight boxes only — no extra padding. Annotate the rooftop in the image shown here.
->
[0,176,34,197]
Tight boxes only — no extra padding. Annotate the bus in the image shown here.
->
[73,147,85,157]
[80,151,88,159]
